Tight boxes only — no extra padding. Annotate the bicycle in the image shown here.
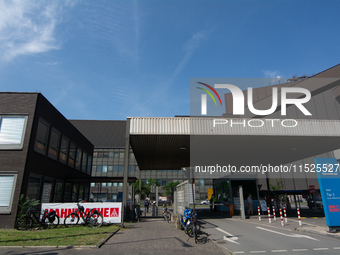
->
[16,205,59,230]
[185,209,200,243]
[162,204,171,222]
[64,203,103,228]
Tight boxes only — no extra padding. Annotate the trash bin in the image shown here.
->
[229,204,234,216]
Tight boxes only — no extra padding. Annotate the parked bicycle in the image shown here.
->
[162,204,171,222]
[16,205,59,230]
[64,203,103,228]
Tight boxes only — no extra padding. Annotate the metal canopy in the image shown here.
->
[129,117,340,170]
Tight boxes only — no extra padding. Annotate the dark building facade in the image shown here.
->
[0,93,93,228]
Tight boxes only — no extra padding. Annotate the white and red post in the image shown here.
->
[280,208,284,226]
[268,207,271,223]
[297,207,302,226]
[258,206,261,221]
[284,207,287,223]
[273,206,276,221]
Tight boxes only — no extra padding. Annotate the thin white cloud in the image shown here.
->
[0,0,69,61]
[172,30,209,78]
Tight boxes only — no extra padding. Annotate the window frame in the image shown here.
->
[34,118,50,155]
[0,115,28,150]
[48,128,61,161]
[0,172,17,214]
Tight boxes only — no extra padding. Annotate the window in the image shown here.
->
[107,182,112,187]
[129,153,135,159]
[54,180,63,202]
[119,152,124,159]
[87,155,92,175]
[68,142,76,167]
[82,152,87,173]
[93,152,98,158]
[96,165,102,172]
[59,136,69,164]
[109,151,114,158]
[91,183,95,187]
[199,179,204,186]
[34,119,49,154]
[75,147,82,170]
[118,182,123,187]
[26,175,41,201]
[113,183,118,186]
[0,116,27,150]
[103,152,109,158]
[97,152,103,158]
[113,166,118,172]
[128,165,135,172]
[157,179,161,186]
[64,183,72,202]
[102,183,106,187]
[48,129,60,160]
[102,165,108,172]
[0,173,17,214]
[108,166,113,172]
[118,165,124,172]
[162,180,166,186]
[114,152,119,158]
[41,179,54,203]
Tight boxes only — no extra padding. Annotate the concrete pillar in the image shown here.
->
[174,191,177,215]
[239,185,245,219]
[122,118,131,223]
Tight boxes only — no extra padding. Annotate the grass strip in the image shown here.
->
[0,224,119,247]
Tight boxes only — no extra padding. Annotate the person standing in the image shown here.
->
[247,194,253,215]
[144,196,150,213]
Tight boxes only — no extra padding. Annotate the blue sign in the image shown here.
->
[314,158,340,227]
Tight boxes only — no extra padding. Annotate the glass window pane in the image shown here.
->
[96,165,102,172]
[109,151,114,158]
[64,183,72,202]
[0,175,15,206]
[103,152,108,158]
[34,119,49,153]
[75,147,82,170]
[48,129,60,160]
[0,117,26,147]
[82,152,87,173]
[68,142,76,167]
[97,152,103,158]
[87,155,92,175]
[129,165,135,172]
[113,183,118,186]
[54,181,63,202]
[113,165,118,172]
[118,182,123,186]
[118,165,124,172]
[41,179,54,203]
[59,136,69,164]
[108,165,113,172]
[114,152,119,158]
[102,165,108,172]
[26,176,41,201]
[119,152,124,159]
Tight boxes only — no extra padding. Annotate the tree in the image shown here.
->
[163,181,179,205]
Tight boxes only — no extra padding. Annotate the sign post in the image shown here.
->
[314,158,340,232]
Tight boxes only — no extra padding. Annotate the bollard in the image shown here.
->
[297,207,302,226]
[258,206,261,221]
[280,208,284,226]
[273,206,276,221]
[284,207,287,223]
[268,207,271,223]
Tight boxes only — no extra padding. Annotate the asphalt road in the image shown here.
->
[200,217,340,254]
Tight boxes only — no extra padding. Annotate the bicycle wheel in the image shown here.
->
[64,213,79,228]
[88,212,103,228]
[163,211,171,221]
[42,215,60,229]
[16,216,33,231]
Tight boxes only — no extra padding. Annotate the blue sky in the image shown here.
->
[1,0,340,120]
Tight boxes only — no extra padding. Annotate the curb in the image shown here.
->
[0,245,97,249]
[97,228,120,248]
[295,227,340,240]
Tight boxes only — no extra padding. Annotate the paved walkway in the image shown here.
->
[0,219,226,255]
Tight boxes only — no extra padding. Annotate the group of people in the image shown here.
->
[144,196,156,213]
